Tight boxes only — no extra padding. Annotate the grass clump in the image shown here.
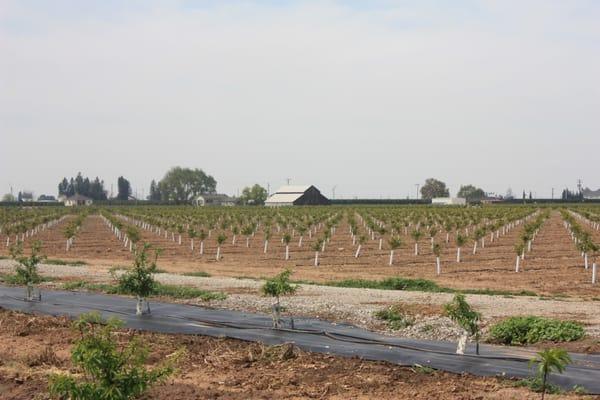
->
[62,280,226,301]
[513,377,561,395]
[489,316,585,345]
[321,277,537,297]
[45,259,87,266]
[182,271,211,277]
[374,305,414,330]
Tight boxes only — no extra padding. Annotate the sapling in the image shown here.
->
[188,228,197,251]
[197,229,207,255]
[429,227,438,249]
[444,293,481,355]
[388,236,402,266]
[261,269,298,328]
[216,233,227,260]
[433,243,442,275]
[529,348,572,400]
[515,242,525,272]
[283,233,291,260]
[456,234,466,263]
[355,235,366,258]
[411,229,423,256]
[9,240,45,301]
[48,313,180,400]
[118,243,161,315]
[263,228,271,254]
[313,239,323,266]
[242,225,253,248]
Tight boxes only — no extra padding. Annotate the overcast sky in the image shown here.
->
[1,0,599,200]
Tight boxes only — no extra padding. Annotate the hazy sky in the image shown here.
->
[1,0,599,200]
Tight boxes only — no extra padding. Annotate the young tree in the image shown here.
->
[388,236,402,266]
[456,234,466,263]
[116,176,132,201]
[261,269,298,328]
[433,242,442,275]
[529,348,572,400]
[263,228,271,254]
[313,239,323,266]
[10,240,45,301]
[216,233,227,260]
[197,229,207,255]
[48,313,179,400]
[283,233,292,260]
[242,225,253,248]
[188,228,197,251]
[444,293,481,355]
[355,234,366,258]
[118,244,161,315]
[515,241,525,272]
[411,229,423,255]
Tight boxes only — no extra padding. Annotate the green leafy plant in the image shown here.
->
[9,240,45,300]
[261,269,298,328]
[529,348,571,400]
[48,313,180,400]
[489,317,584,345]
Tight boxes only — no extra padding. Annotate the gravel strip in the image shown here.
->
[2,259,600,340]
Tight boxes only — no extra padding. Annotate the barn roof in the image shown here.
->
[265,192,304,204]
[273,185,311,194]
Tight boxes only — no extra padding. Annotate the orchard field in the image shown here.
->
[1,204,599,297]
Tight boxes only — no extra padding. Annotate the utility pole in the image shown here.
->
[415,184,420,200]
[286,178,291,185]
[332,185,337,200]
[552,188,554,200]
[267,183,270,196]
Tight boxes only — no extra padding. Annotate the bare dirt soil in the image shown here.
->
[1,212,598,298]
[0,309,595,400]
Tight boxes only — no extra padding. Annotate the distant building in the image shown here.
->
[195,194,236,207]
[432,197,467,206]
[19,191,34,202]
[582,188,600,200]
[64,194,93,207]
[265,185,330,207]
[37,194,57,202]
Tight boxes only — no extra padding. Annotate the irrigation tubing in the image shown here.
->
[1,285,599,394]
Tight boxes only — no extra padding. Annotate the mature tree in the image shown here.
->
[457,185,485,202]
[57,174,107,200]
[157,167,217,203]
[117,176,132,201]
[148,179,161,201]
[2,193,16,202]
[420,178,450,199]
[239,184,268,205]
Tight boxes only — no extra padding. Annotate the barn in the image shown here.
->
[265,185,330,207]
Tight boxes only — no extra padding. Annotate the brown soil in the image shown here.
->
[2,212,598,297]
[0,309,594,400]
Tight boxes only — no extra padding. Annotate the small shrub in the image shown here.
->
[489,316,585,345]
[48,313,181,400]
